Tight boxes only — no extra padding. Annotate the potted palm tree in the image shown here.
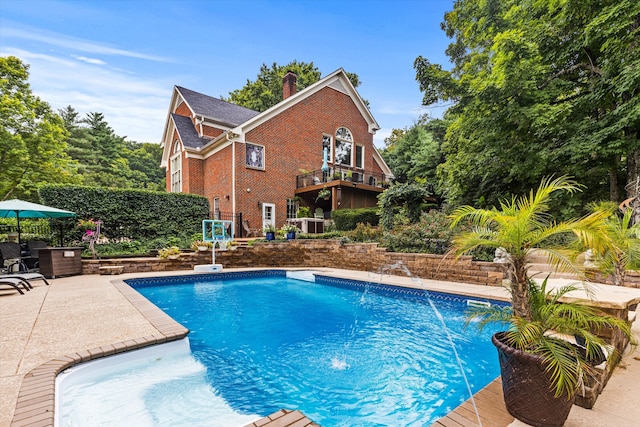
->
[450,176,635,427]
[587,202,640,286]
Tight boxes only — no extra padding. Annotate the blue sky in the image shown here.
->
[0,0,454,147]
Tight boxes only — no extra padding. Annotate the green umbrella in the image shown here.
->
[0,199,76,245]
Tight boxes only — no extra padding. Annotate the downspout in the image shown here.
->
[227,131,236,216]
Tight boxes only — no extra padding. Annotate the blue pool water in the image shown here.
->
[125,271,503,426]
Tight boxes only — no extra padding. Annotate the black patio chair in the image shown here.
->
[0,242,28,273]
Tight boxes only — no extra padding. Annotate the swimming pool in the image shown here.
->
[59,270,504,426]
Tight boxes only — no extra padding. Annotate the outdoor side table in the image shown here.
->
[38,247,83,278]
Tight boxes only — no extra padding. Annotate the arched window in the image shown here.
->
[170,140,182,192]
[334,127,353,166]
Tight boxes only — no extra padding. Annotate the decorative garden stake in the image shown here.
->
[81,220,102,259]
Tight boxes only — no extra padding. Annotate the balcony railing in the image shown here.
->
[296,166,390,189]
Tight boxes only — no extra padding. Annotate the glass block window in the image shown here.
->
[286,198,299,219]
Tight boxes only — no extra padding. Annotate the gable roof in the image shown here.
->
[175,86,260,127]
[171,114,208,149]
[229,68,380,138]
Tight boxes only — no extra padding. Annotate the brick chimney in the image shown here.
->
[282,71,297,99]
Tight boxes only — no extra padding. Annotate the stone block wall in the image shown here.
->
[82,239,505,286]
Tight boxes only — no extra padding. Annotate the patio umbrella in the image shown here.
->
[322,146,329,171]
[0,199,76,245]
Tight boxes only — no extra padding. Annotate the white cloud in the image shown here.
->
[2,47,171,143]
[2,26,171,62]
[72,55,107,66]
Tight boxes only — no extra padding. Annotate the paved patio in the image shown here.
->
[1,268,639,427]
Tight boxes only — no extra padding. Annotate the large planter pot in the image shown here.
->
[265,232,275,241]
[492,332,576,427]
[286,231,296,240]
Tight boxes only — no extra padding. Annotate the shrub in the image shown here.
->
[381,210,457,254]
[39,185,209,244]
[331,208,379,231]
[345,223,383,242]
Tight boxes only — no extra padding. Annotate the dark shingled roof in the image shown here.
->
[176,86,260,127]
[171,114,208,149]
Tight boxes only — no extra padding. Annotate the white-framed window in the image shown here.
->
[286,198,299,219]
[170,140,182,193]
[355,144,364,169]
[335,127,353,166]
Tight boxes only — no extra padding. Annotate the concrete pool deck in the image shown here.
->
[1,268,639,427]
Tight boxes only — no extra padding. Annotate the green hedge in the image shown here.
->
[39,185,209,242]
[331,208,379,231]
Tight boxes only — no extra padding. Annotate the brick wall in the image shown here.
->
[234,86,375,228]
[82,240,504,287]
[169,81,384,230]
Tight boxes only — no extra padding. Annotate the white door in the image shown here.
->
[262,203,275,231]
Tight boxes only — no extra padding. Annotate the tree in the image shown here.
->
[225,61,364,112]
[380,117,446,186]
[59,109,165,190]
[415,0,640,211]
[0,56,80,201]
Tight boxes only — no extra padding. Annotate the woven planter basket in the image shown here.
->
[492,332,576,427]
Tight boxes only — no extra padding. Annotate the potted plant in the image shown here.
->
[191,240,213,252]
[281,224,300,240]
[449,176,635,426]
[586,201,640,286]
[299,168,312,186]
[158,246,181,259]
[263,224,277,241]
[316,187,331,201]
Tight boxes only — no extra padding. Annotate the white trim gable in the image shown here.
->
[373,146,395,179]
[231,68,380,138]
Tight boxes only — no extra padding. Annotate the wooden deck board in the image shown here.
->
[431,377,514,427]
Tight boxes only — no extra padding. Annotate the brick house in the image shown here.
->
[160,68,394,236]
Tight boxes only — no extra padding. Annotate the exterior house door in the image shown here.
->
[262,203,275,231]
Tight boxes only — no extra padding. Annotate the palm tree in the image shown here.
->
[449,176,610,320]
[467,277,632,398]
[589,202,640,286]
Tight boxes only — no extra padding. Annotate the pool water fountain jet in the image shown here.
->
[376,260,483,427]
[330,275,375,371]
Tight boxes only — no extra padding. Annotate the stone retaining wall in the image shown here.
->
[82,239,505,286]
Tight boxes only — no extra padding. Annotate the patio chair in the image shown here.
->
[242,220,260,237]
[0,242,28,273]
[25,240,47,270]
[0,277,29,295]
[314,208,324,219]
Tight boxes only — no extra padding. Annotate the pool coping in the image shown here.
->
[11,279,190,427]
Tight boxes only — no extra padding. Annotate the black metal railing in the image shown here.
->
[209,211,245,238]
[296,166,390,189]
